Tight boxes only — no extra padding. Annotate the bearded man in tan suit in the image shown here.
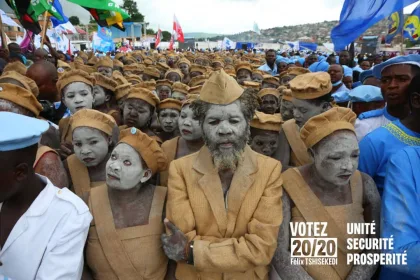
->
[161,69,283,280]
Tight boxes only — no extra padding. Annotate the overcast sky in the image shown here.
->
[62,0,420,34]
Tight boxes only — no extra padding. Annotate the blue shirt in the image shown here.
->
[380,146,420,280]
[258,63,278,76]
[358,120,420,196]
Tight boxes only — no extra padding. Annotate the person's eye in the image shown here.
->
[74,142,82,147]
[90,141,98,145]
[111,154,117,160]
[352,154,360,158]
[124,160,131,166]
[256,141,263,146]
[209,120,220,125]
[67,94,74,98]
[270,141,276,146]
[229,119,239,124]
[328,157,340,160]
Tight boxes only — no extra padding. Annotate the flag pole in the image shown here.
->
[400,23,405,55]
[0,11,9,51]
[41,12,50,46]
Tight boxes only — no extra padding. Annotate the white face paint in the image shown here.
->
[63,82,94,114]
[159,108,180,133]
[292,98,330,128]
[106,143,151,190]
[93,85,109,107]
[312,131,359,187]
[97,66,113,77]
[73,127,110,167]
[123,99,152,129]
[178,104,202,141]
[171,91,187,101]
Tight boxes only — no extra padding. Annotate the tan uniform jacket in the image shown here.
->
[282,119,312,167]
[167,145,283,280]
[160,136,180,187]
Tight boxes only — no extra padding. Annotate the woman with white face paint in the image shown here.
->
[119,87,162,144]
[91,73,121,125]
[57,70,96,159]
[273,108,381,280]
[64,109,116,197]
[160,96,204,186]
[157,98,182,142]
[84,127,169,280]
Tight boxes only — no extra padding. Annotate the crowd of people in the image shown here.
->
[0,40,419,280]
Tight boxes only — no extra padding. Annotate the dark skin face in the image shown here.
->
[360,61,371,70]
[339,51,350,66]
[179,63,189,76]
[374,56,383,65]
[250,130,279,157]
[260,95,279,114]
[308,55,318,66]
[343,76,353,89]
[266,51,276,67]
[380,64,415,107]
[166,73,181,83]
[364,77,381,87]
[236,69,252,85]
[327,56,336,65]
[34,49,48,62]
[252,73,264,83]
[27,62,59,102]
[277,62,288,73]
[328,64,343,84]
[142,73,152,81]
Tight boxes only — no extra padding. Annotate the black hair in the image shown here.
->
[329,63,344,73]
[410,65,420,77]
[266,49,276,55]
[407,74,420,105]
[311,93,334,106]
[191,88,260,125]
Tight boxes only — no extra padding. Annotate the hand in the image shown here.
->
[58,142,73,160]
[44,35,52,47]
[161,219,188,262]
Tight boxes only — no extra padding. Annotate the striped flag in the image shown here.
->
[155,28,162,47]
[173,15,184,42]
[169,33,174,50]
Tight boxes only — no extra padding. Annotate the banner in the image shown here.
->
[92,32,115,52]
[385,10,404,44]
[286,41,300,51]
[222,37,235,50]
[0,9,21,28]
[97,26,113,41]
[404,3,420,42]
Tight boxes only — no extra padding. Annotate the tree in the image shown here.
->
[69,16,80,26]
[162,31,171,41]
[120,0,145,22]
[146,28,155,35]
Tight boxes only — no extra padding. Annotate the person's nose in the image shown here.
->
[217,121,233,136]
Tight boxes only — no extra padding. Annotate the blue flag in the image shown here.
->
[385,10,404,44]
[404,3,420,41]
[331,0,418,51]
[50,0,69,27]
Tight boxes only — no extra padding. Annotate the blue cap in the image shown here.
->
[0,112,49,152]
[309,61,330,72]
[343,65,353,77]
[297,57,305,65]
[332,91,351,103]
[349,85,383,103]
[359,70,374,83]
[373,54,420,79]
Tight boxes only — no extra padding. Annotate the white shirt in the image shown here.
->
[355,107,398,142]
[258,63,278,76]
[0,175,92,280]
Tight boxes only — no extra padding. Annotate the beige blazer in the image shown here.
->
[167,145,283,280]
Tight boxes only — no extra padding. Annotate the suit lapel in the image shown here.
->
[194,147,228,236]
[1,216,28,253]
[225,146,257,236]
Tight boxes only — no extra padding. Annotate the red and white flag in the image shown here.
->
[169,33,174,50]
[173,14,184,43]
[155,28,162,48]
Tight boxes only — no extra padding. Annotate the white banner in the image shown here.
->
[0,9,21,28]
[222,37,235,50]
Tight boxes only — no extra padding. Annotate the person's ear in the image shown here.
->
[140,169,153,183]
[14,163,29,182]
[410,92,420,109]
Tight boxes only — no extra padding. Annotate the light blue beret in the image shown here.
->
[309,61,330,72]
[0,112,49,151]
[343,65,353,77]
[349,85,383,103]
[372,54,420,79]
[359,70,374,83]
[332,91,351,103]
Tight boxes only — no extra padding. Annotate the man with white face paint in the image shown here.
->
[57,70,96,159]
[95,57,113,77]
[178,58,191,85]
[63,109,116,197]
[157,98,182,142]
[84,127,170,279]
[162,70,283,279]
[275,72,333,169]
[160,95,204,187]
[272,108,380,280]
[91,73,121,125]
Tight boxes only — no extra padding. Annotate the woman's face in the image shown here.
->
[312,131,359,187]
[123,99,152,129]
[93,85,109,107]
[178,104,202,141]
[63,82,94,114]
[106,143,149,190]
[159,108,180,133]
[73,127,110,167]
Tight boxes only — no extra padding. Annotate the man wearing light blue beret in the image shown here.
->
[0,112,92,279]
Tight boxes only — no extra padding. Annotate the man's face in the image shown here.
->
[260,95,279,114]
[73,127,109,167]
[250,131,279,157]
[308,55,318,66]
[172,91,187,101]
[380,64,415,106]
[157,86,171,100]
[339,51,350,65]
[63,82,94,114]
[328,64,343,83]
[123,99,152,129]
[98,66,113,77]
[166,73,181,83]
[27,69,59,102]
[280,99,294,121]
[159,108,180,133]
[236,69,252,85]
[360,61,371,70]
[364,77,381,87]
[0,150,29,202]
[343,76,353,90]
[202,100,249,171]
[292,98,329,128]
[252,73,264,83]
[34,49,48,62]
[179,63,189,75]
[266,51,276,65]
[278,62,288,73]
[374,56,383,65]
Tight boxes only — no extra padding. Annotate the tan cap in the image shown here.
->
[156,79,173,89]
[235,62,252,73]
[165,69,184,80]
[172,82,190,95]
[71,108,116,136]
[290,72,332,100]
[0,71,39,97]
[189,74,208,87]
[250,111,283,132]
[200,69,244,104]
[126,87,160,107]
[91,73,117,92]
[158,98,182,111]
[144,66,161,78]
[57,69,95,93]
[190,64,207,74]
[0,83,42,116]
[258,88,280,99]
